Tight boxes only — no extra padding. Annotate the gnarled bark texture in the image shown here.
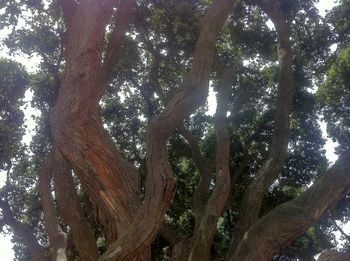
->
[52,0,237,260]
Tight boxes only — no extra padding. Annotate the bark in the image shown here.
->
[53,0,140,243]
[227,3,295,254]
[39,151,67,260]
[230,151,350,260]
[102,0,135,83]
[188,65,232,261]
[138,35,213,228]
[58,0,77,24]
[99,0,238,259]
[52,149,99,261]
[317,250,350,261]
[179,125,212,229]
[0,199,48,261]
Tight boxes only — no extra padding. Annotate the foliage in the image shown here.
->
[0,0,349,260]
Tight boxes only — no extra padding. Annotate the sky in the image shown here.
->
[0,0,341,260]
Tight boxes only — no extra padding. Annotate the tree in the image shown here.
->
[1,0,350,260]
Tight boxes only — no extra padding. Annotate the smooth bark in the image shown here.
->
[228,3,295,255]
[39,151,67,260]
[189,65,232,261]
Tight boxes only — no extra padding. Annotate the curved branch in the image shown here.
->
[99,0,238,260]
[232,151,350,260]
[0,199,48,261]
[52,0,141,244]
[52,149,99,260]
[228,3,296,253]
[189,65,232,261]
[39,150,67,260]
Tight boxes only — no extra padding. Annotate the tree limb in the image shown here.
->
[189,64,232,261]
[99,1,238,260]
[227,3,295,253]
[0,199,48,261]
[231,151,350,260]
[102,0,135,84]
[39,150,68,260]
[52,149,99,260]
[329,211,350,241]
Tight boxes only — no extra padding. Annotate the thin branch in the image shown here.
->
[0,199,48,261]
[39,150,67,260]
[227,3,296,254]
[189,64,232,261]
[329,211,350,240]
[102,0,135,83]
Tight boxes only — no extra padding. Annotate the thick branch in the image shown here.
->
[0,199,47,261]
[39,150,67,260]
[189,66,232,261]
[228,4,295,252]
[317,250,350,261]
[99,1,238,260]
[231,151,350,260]
[178,125,212,227]
[52,149,99,261]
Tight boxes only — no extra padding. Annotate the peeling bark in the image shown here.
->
[53,0,139,243]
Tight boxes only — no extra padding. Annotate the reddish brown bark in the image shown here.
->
[100,1,238,259]
[52,149,99,261]
[53,0,139,242]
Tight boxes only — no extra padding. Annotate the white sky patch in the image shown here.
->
[21,90,41,146]
[206,85,217,116]
[319,120,339,163]
[316,0,338,17]
[0,234,14,260]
